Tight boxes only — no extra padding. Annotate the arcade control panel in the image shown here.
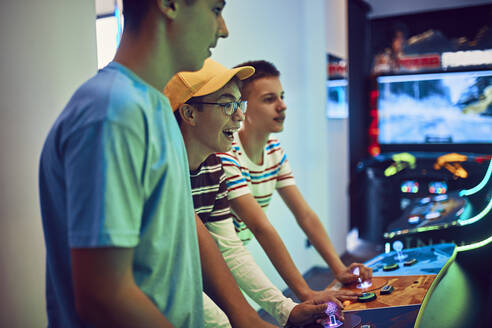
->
[323,243,456,328]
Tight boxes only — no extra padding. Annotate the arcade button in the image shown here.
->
[383,263,399,271]
[380,285,394,295]
[404,258,418,266]
[358,292,377,303]
[408,215,421,224]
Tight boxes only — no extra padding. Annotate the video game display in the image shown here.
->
[377,70,492,145]
[326,79,348,119]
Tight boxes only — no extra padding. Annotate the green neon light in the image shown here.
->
[415,245,457,328]
[459,159,492,197]
[457,234,492,252]
[458,195,492,225]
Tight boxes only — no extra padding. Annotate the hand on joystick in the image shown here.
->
[336,263,373,285]
[287,298,343,326]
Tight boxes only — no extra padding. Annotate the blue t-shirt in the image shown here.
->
[39,62,203,327]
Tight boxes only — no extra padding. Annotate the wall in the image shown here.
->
[212,0,349,295]
[0,1,97,326]
[0,0,349,324]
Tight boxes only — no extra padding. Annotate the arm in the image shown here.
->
[195,215,276,328]
[71,248,173,327]
[229,194,314,301]
[207,218,338,327]
[278,185,372,283]
[206,218,297,326]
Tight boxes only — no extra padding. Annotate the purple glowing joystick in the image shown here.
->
[321,301,343,328]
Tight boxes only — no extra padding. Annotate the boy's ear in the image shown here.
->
[178,104,197,126]
[157,0,179,20]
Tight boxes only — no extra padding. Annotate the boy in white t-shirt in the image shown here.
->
[217,60,372,303]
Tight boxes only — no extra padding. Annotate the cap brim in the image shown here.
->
[193,66,255,98]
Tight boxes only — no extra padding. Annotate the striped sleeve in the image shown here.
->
[217,148,251,200]
[191,154,232,223]
[208,171,232,222]
[273,146,296,190]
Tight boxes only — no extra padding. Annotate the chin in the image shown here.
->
[270,126,284,133]
[181,58,206,73]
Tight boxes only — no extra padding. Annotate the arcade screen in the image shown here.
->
[326,78,348,119]
[377,70,492,146]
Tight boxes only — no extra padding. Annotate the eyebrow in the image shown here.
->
[261,91,284,98]
[217,93,240,101]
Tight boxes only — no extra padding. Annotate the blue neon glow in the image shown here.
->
[115,3,123,47]
[460,159,492,197]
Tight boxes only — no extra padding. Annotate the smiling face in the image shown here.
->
[170,0,229,71]
[243,77,286,134]
[190,79,243,154]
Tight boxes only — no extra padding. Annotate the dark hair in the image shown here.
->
[123,0,197,32]
[233,60,280,98]
[174,95,205,126]
[122,0,153,32]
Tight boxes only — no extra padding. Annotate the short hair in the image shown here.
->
[123,0,197,32]
[233,60,280,98]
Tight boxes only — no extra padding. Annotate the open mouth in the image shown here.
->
[222,128,238,140]
[274,117,285,123]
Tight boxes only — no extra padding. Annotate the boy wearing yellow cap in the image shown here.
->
[164,59,343,327]
[217,60,372,302]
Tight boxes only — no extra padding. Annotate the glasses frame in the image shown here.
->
[190,100,247,116]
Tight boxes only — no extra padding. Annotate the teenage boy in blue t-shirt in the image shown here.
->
[39,1,273,327]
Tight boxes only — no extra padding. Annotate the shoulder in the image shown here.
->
[191,154,223,179]
[216,141,242,167]
[265,137,285,156]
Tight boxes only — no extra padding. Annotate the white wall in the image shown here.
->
[0,1,97,326]
[212,0,349,294]
[0,0,349,324]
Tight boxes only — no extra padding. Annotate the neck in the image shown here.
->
[182,130,210,171]
[113,23,177,92]
[238,123,270,165]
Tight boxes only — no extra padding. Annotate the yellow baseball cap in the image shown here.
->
[164,58,255,111]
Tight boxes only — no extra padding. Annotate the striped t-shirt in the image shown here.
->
[217,133,295,243]
[190,154,231,224]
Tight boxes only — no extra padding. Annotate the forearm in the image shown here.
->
[298,214,346,276]
[71,248,173,328]
[76,283,173,327]
[207,219,297,326]
[195,217,261,326]
[253,224,313,301]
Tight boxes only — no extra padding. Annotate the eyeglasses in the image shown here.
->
[191,100,247,116]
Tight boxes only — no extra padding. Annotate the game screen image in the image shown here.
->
[326,79,348,119]
[377,70,492,145]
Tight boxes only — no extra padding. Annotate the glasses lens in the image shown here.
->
[223,101,247,116]
[240,101,247,113]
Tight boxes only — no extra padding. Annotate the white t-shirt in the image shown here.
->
[217,133,296,243]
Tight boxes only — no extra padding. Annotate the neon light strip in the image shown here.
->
[458,195,492,225]
[459,159,492,197]
[457,235,492,252]
[115,3,123,47]
[414,245,457,328]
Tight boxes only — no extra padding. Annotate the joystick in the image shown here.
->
[353,266,372,289]
[321,301,343,328]
[393,240,407,262]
